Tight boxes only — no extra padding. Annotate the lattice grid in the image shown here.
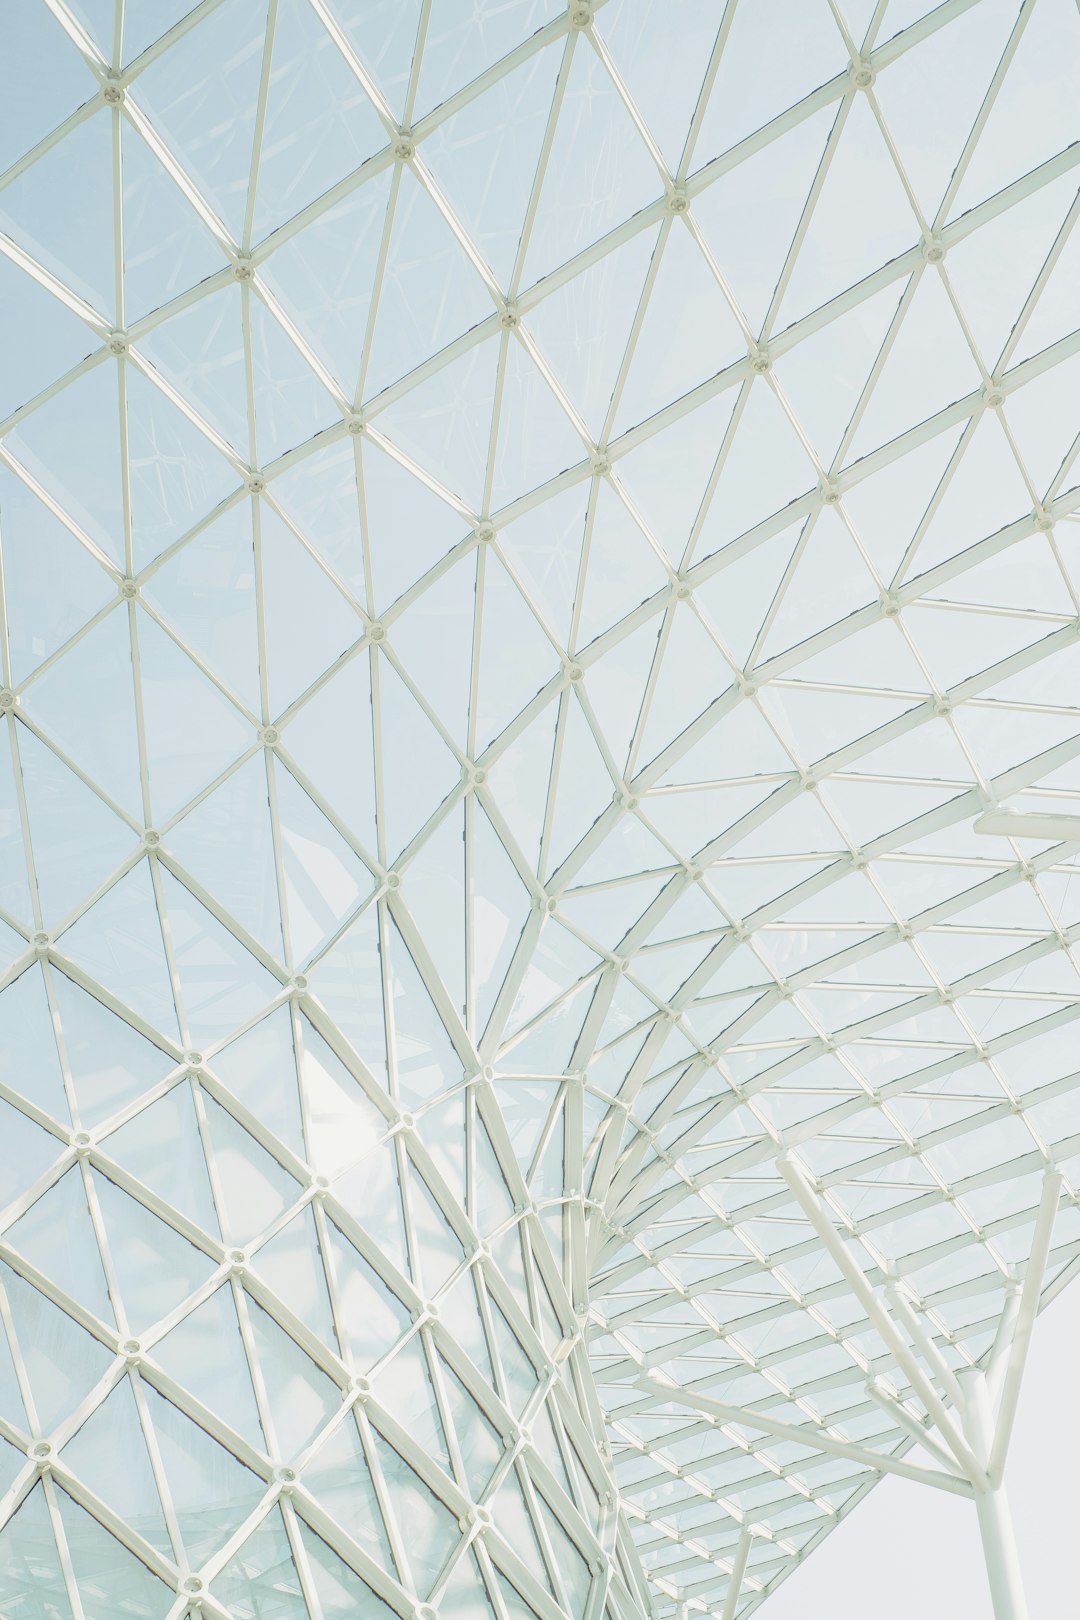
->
[0,1,1079,1617]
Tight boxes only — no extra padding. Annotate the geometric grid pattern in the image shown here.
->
[1,1,1079,1616]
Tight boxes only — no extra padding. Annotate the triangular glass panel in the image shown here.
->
[321,1215,411,1367]
[6,1166,115,1325]
[367,1428,461,1598]
[141,1382,267,1568]
[252,0,386,240]
[0,1484,74,1620]
[209,1504,308,1620]
[59,1378,173,1556]
[102,1082,220,1238]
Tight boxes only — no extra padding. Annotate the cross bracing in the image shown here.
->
[0,0,1079,1616]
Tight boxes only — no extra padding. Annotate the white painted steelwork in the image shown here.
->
[0,1,1078,1617]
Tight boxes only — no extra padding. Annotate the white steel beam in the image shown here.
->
[975,810,1080,841]
[989,1170,1062,1485]
[777,1156,985,1484]
[720,1527,753,1620]
[634,1377,975,1497]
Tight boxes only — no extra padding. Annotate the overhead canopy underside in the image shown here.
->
[0,0,1079,1616]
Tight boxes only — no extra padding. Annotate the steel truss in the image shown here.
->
[650,1160,1062,1620]
[0,0,1079,1617]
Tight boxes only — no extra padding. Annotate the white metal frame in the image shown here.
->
[0,0,1078,1616]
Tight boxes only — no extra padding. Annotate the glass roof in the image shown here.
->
[0,0,1078,1616]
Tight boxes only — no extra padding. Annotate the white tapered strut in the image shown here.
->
[959,1369,1029,1620]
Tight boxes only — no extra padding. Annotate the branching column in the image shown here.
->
[777,1157,1062,1620]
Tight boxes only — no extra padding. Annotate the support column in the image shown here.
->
[720,1529,752,1620]
[773,1157,1062,1620]
[958,1370,1028,1620]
